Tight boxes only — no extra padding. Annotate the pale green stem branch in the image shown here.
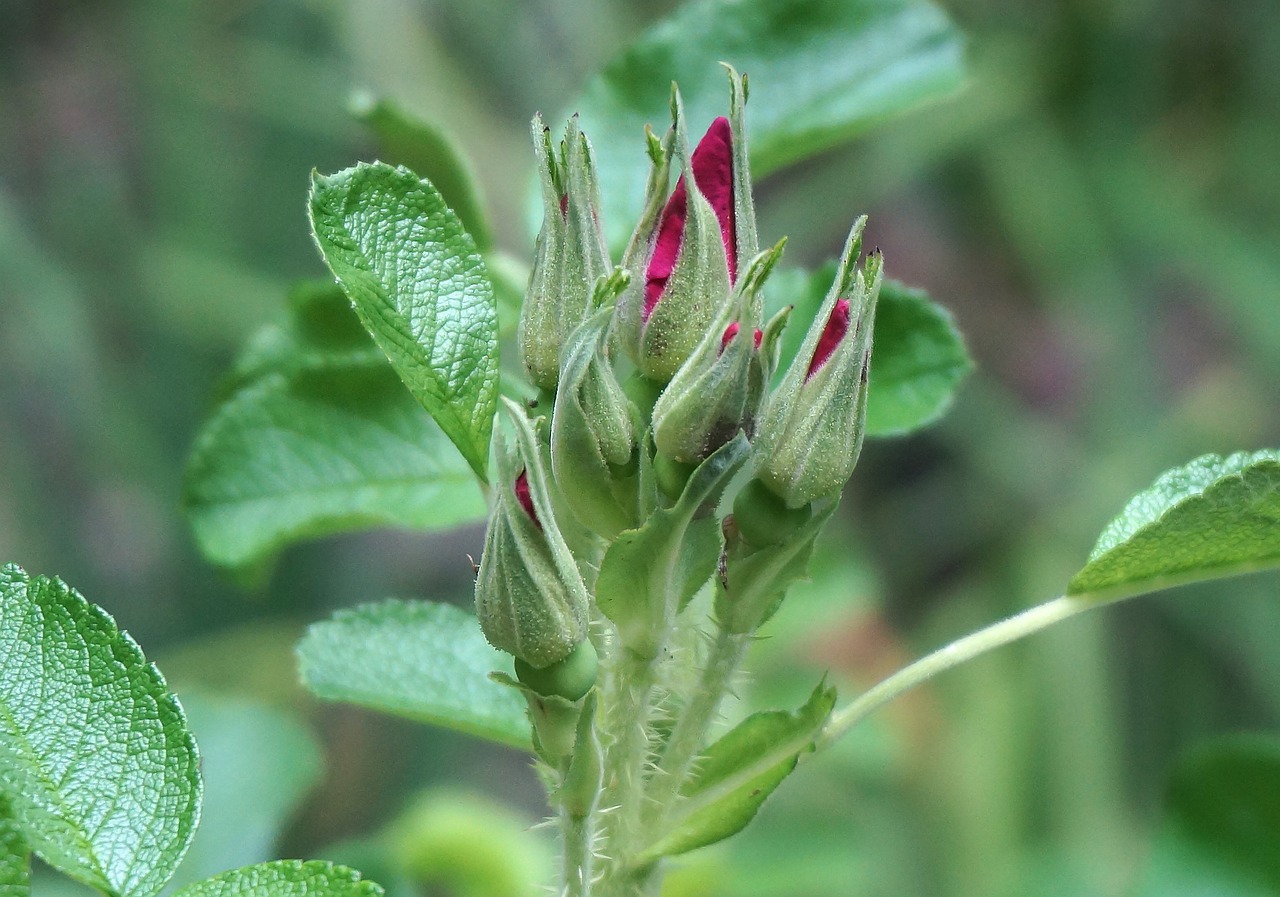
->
[816,593,1118,752]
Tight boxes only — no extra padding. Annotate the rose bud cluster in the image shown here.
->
[477,65,884,686]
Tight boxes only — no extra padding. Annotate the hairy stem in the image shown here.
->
[594,648,660,895]
[643,624,751,824]
[561,805,593,897]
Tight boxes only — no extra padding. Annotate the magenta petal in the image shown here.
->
[806,299,851,380]
[691,116,737,282]
[719,322,741,355]
[644,176,688,321]
[514,469,541,529]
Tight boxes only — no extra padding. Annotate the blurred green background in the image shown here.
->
[2,0,1279,896]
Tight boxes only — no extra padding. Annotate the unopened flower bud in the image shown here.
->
[752,218,882,507]
[551,270,639,537]
[617,70,759,383]
[519,115,610,390]
[476,400,591,669]
[651,240,785,463]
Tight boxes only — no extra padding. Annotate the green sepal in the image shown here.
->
[596,433,751,658]
[716,498,840,635]
[754,220,881,507]
[551,273,640,539]
[520,115,611,390]
[474,399,591,669]
[619,89,735,382]
[723,64,759,266]
[557,692,603,820]
[652,240,785,463]
[616,127,675,353]
[639,682,837,860]
[490,672,582,765]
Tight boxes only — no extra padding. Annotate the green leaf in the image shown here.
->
[184,284,487,570]
[309,163,499,480]
[642,683,837,859]
[351,95,492,252]
[165,695,322,893]
[171,862,381,897]
[768,268,971,437]
[0,799,28,897]
[570,0,965,250]
[595,435,751,658]
[1068,450,1280,599]
[297,600,530,750]
[865,280,972,435]
[0,565,200,897]
[1137,736,1280,896]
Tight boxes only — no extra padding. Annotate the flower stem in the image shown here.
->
[816,594,1107,751]
[595,647,660,895]
[643,624,751,823]
[561,803,593,897]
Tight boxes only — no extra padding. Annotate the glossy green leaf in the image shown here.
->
[768,268,971,437]
[1137,736,1280,896]
[297,600,530,750]
[309,163,498,479]
[351,95,492,252]
[0,799,28,897]
[1068,450,1280,599]
[0,565,200,897]
[184,283,486,569]
[570,0,965,250]
[171,862,381,897]
[642,683,837,859]
[595,435,751,658]
[165,695,322,892]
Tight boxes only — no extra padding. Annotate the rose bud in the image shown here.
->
[752,217,882,507]
[518,115,610,391]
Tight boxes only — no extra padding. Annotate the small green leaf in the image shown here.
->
[0,798,29,897]
[643,683,837,859]
[184,283,486,570]
[570,0,965,250]
[0,565,201,897]
[595,435,751,658]
[297,600,530,750]
[165,695,322,892]
[171,862,381,897]
[768,268,971,437]
[1137,736,1280,896]
[309,163,499,480]
[716,501,840,635]
[1068,450,1280,599]
[351,95,492,252]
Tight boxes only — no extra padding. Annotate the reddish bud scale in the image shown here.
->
[805,298,851,380]
[643,116,737,322]
[514,469,541,529]
[558,193,568,218]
